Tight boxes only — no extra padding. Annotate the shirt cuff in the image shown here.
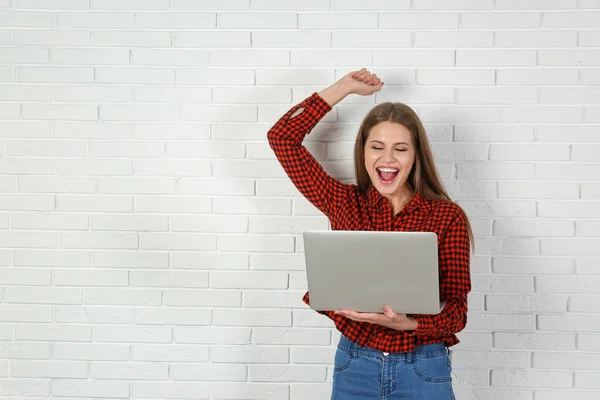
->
[411,315,436,336]
[293,92,332,127]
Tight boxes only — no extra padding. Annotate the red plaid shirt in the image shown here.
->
[267,92,471,353]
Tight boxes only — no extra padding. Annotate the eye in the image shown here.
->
[395,149,407,152]
[371,147,383,150]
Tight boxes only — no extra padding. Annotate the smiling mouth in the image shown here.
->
[376,167,399,184]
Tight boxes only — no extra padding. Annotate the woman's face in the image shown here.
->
[364,121,416,198]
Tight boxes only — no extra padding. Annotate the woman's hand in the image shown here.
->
[318,67,384,107]
[340,68,384,96]
[335,306,418,331]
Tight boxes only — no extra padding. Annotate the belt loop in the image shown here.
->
[406,349,413,363]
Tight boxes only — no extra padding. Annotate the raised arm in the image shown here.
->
[267,69,383,218]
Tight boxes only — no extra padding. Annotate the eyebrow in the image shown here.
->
[369,139,410,146]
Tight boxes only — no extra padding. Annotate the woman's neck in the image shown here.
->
[385,186,415,215]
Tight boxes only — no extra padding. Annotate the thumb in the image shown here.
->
[382,306,396,319]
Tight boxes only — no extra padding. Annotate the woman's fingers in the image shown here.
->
[365,74,381,85]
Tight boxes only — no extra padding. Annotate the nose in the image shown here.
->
[381,148,395,162]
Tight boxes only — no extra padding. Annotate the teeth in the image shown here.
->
[377,167,398,173]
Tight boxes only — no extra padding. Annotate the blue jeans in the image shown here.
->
[331,335,456,400]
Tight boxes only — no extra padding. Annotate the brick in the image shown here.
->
[53,269,129,286]
[457,88,537,104]
[534,351,600,369]
[56,11,133,28]
[486,294,567,312]
[138,12,214,28]
[52,380,130,398]
[92,250,169,269]
[15,324,91,342]
[537,277,600,294]
[56,195,132,213]
[456,50,536,66]
[4,287,81,304]
[498,69,578,85]
[573,145,600,161]
[177,68,254,85]
[172,0,249,10]
[132,345,209,362]
[11,0,90,9]
[0,48,48,63]
[12,212,88,231]
[299,12,377,29]
[494,332,575,350]
[211,50,288,67]
[582,184,600,198]
[249,365,327,382]
[91,362,168,380]
[538,49,600,66]
[94,326,171,343]
[163,289,240,307]
[91,141,165,159]
[54,122,131,139]
[462,12,541,28]
[53,343,129,361]
[535,163,600,181]
[11,360,87,379]
[211,383,288,400]
[496,30,577,47]
[23,104,98,121]
[493,257,573,275]
[380,12,458,29]
[174,32,250,48]
[492,370,572,388]
[212,345,289,364]
[451,351,530,369]
[55,306,133,324]
[135,308,211,326]
[498,182,579,199]
[0,10,53,27]
[0,305,52,322]
[331,0,410,10]
[375,50,454,66]
[14,29,91,46]
[503,107,582,123]
[92,0,168,9]
[94,30,171,47]
[333,31,411,48]
[55,85,132,102]
[85,288,161,306]
[570,296,600,312]
[415,32,493,48]
[175,327,250,345]
[213,309,290,327]
[171,364,246,381]
[220,12,296,28]
[293,50,372,67]
[0,84,50,101]
[539,201,600,218]
[51,48,127,65]
[497,0,577,9]
[97,178,175,195]
[218,234,294,253]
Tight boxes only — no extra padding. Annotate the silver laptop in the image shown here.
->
[303,230,445,315]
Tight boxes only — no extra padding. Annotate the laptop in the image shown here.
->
[303,230,445,315]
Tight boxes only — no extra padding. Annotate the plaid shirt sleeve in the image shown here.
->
[409,209,472,336]
[267,93,351,219]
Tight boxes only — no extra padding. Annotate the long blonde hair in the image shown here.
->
[353,102,475,248]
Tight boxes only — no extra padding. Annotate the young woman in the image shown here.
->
[267,68,473,400]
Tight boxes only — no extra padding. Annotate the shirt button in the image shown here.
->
[383,352,389,356]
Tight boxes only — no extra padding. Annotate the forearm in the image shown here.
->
[318,81,351,107]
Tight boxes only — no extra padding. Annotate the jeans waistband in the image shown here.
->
[337,334,448,362]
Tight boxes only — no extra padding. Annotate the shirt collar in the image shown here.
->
[366,185,431,215]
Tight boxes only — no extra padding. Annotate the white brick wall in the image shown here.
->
[0,1,599,399]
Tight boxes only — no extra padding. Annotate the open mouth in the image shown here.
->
[376,167,399,185]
